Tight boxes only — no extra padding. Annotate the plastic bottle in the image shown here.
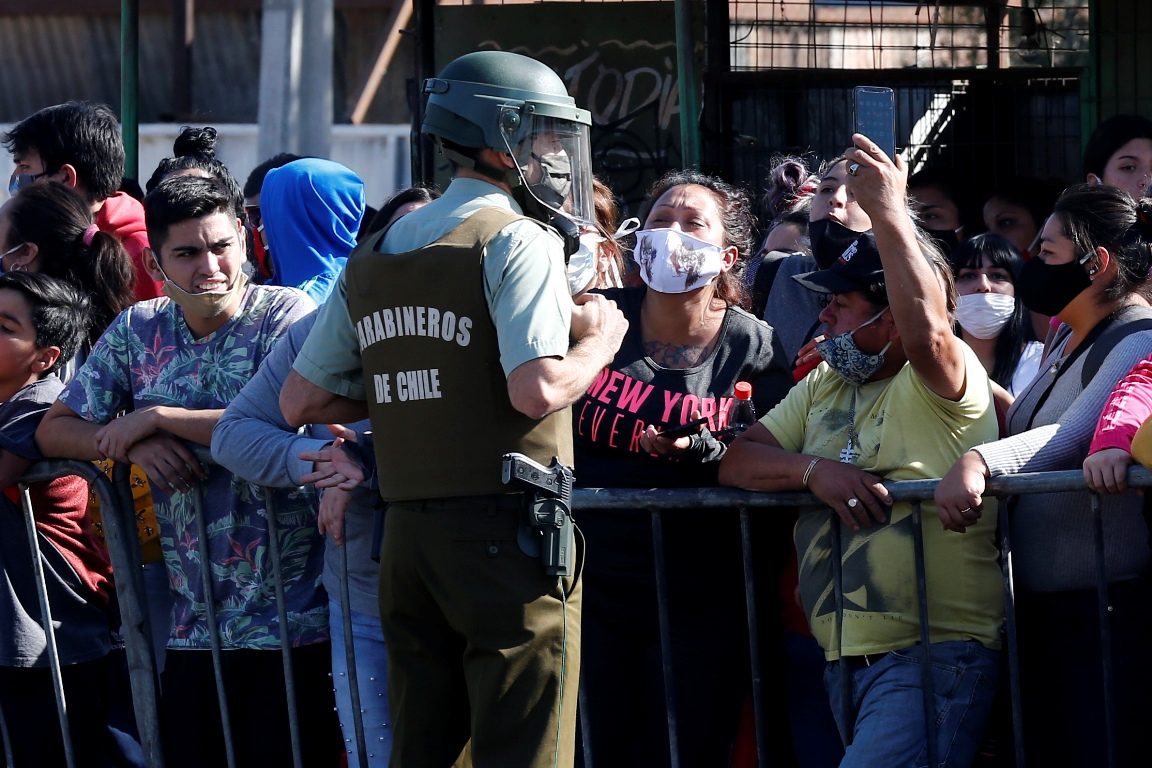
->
[727,381,756,438]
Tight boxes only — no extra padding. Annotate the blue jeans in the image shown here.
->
[330,599,391,768]
[825,640,999,768]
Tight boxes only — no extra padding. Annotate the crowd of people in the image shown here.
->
[1,52,1151,768]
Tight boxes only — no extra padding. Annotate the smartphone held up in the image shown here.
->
[853,86,897,162]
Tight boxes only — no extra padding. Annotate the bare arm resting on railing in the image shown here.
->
[36,400,206,491]
[719,422,891,531]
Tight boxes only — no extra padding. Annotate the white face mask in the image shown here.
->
[633,228,727,294]
[567,232,603,296]
[955,292,1015,340]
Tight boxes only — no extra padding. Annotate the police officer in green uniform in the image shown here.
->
[281,50,627,768]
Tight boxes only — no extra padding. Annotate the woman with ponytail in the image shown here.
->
[0,181,135,357]
[937,185,1152,767]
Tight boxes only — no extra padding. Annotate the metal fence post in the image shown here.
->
[910,502,938,768]
[189,482,237,768]
[262,491,304,768]
[738,507,768,768]
[998,500,1026,768]
[105,461,164,767]
[650,509,680,768]
[1090,492,1116,768]
[18,483,76,768]
[337,518,370,768]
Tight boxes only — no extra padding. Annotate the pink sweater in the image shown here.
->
[1088,355,1152,454]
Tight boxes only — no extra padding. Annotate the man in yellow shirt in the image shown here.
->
[720,135,1002,768]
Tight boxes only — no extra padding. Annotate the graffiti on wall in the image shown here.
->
[436,3,702,211]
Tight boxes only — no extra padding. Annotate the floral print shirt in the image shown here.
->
[59,285,327,650]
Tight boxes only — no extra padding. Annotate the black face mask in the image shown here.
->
[925,228,961,257]
[809,218,869,270]
[1016,253,1094,317]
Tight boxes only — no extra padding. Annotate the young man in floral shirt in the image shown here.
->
[36,174,340,767]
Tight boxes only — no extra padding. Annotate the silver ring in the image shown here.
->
[847,163,860,176]
[847,498,859,508]
[960,507,973,515]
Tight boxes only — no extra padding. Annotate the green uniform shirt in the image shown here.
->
[295,177,571,398]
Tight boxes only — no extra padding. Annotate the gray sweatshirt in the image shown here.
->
[211,311,379,617]
[975,330,1152,593]
[761,252,825,364]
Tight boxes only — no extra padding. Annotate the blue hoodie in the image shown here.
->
[261,158,365,304]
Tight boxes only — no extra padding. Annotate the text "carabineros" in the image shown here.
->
[356,306,473,351]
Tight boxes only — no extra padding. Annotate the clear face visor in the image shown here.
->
[501,113,595,228]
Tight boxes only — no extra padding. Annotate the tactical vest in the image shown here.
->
[346,207,573,502]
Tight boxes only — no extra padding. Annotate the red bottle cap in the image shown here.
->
[734,381,752,400]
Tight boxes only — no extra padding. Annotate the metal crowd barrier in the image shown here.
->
[3,455,365,768]
[1,460,162,768]
[10,460,1152,768]
[573,466,1152,768]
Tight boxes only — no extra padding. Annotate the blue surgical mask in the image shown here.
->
[815,308,891,386]
[8,171,47,196]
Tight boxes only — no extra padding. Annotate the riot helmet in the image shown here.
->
[422,51,595,234]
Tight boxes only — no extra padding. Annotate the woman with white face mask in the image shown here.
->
[950,233,1043,404]
[571,170,795,766]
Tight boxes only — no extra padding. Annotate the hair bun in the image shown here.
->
[765,156,816,217]
[172,126,218,159]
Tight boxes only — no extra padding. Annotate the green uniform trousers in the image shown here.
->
[378,494,582,768]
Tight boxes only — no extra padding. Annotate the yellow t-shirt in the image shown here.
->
[761,345,1003,659]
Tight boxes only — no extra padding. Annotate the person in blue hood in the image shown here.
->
[260,158,365,304]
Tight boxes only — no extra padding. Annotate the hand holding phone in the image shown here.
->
[659,416,709,439]
[853,86,896,162]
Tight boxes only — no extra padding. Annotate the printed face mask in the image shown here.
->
[160,268,249,319]
[955,292,1016,339]
[633,228,727,294]
[567,232,603,296]
[808,218,869,270]
[815,308,891,386]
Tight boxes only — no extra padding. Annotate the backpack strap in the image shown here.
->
[1080,304,1152,388]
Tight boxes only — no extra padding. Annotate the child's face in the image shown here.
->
[0,288,52,390]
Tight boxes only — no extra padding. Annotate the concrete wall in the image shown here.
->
[0,122,413,208]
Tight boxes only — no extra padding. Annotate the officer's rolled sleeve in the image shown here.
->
[293,269,367,400]
[484,221,572,377]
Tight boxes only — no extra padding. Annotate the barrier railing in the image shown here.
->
[572,466,1152,768]
[3,460,162,768]
[10,462,1151,768]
